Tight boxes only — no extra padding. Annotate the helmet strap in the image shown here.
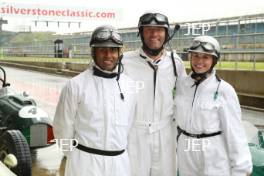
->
[116,51,123,81]
[142,42,164,56]
[116,51,124,100]
[191,69,208,82]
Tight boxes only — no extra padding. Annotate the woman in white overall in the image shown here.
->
[174,36,252,176]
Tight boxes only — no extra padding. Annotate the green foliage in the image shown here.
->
[183,61,264,70]
[8,32,55,44]
[0,31,17,46]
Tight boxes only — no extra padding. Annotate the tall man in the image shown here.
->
[123,12,186,176]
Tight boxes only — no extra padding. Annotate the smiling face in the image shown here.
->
[190,52,214,74]
[142,26,166,50]
[94,47,119,71]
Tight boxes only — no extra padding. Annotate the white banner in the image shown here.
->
[0,2,122,21]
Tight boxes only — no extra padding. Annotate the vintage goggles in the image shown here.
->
[94,29,122,45]
[189,40,216,53]
[140,13,168,25]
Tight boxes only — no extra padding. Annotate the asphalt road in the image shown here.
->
[2,66,264,176]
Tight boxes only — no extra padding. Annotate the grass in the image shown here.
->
[1,56,264,71]
[183,61,264,71]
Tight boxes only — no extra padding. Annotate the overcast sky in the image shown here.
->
[1,0,264,33]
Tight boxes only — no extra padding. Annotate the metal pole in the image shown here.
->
[235,18,242,70]
[253,18,257,70]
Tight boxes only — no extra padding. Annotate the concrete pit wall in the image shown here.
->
[186,68,264,109]
[217,69,264,109]
[1,61,263,109]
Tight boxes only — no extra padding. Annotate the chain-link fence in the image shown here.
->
[1,13,264,69]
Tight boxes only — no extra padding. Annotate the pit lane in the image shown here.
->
[3,66,264,176]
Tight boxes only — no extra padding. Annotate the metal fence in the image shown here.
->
[1,13,264,65]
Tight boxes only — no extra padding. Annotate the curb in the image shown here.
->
[0,61,80,77]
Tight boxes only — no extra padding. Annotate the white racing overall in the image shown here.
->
[174,71,252,176]
[53,65,136,176]
[123,49,186,176]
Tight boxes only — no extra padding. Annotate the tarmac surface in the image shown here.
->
[2,66,264,176]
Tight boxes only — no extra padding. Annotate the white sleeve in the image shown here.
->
[53,80,79,154]
[219,86,252,176]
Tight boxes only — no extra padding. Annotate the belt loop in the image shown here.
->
[177,126,182,142]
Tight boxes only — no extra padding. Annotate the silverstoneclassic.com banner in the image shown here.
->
[0,2,121,21]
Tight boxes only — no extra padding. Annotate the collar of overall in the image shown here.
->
[93,65,118,79]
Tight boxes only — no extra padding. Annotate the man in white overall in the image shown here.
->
[123,12,186,176]
[53,25,136,176]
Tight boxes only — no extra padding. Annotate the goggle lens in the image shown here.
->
[190,41,215,52]
[140,13,168,25]
[94,29,122,45]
